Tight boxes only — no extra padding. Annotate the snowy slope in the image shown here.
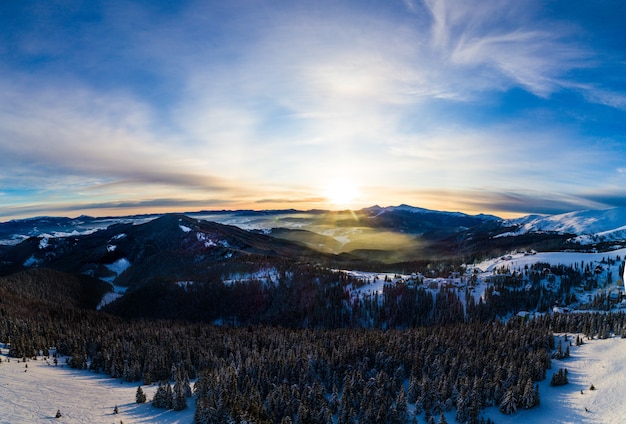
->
[473,248,626,275]
[505,207,626,243]
[482,336,626,424]
[0,348,194,424]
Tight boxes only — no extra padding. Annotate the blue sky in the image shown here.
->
[1,0,625,220]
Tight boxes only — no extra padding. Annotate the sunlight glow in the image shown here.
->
[324,179,360,209]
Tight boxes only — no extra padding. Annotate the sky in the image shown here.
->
[1,0,626,220]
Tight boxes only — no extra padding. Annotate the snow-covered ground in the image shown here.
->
[473,248,626,275]
[504,207,626,242]
[0,348,194,424]
[482,335,626,424]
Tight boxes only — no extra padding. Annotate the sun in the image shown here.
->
[324,179,360,209]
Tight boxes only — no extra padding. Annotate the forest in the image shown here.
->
[1,264,625,423]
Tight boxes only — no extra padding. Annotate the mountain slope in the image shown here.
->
[357,204,500,237]
[504,207,626,244]
[0,214,347,289]
[0,268,111,315]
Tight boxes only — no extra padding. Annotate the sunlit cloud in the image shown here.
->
[0,0,625,220]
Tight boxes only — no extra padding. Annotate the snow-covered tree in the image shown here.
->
[173,375,187,411]
[136,386,147,404]
[550,368,568,386]
[499,387,517,415]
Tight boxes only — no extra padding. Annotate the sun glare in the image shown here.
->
[324,179,359,209]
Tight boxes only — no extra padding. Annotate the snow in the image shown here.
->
[473,248,626,274]
[100,258,131,307]
[38,236,49,249]
[342,270,404,295]
[97,285,128,310]
[0,235,29,246]
[0,347,194,423]
[176,281,194,290]
[23,254,40,267]
[104,258,131,276]
[106,244,117,252]
[505,207,626,243]
[573,225,626,245]
[483,335,626,424]
[223,268,279,286]
[196,232,218,247]
[179,224,192,233]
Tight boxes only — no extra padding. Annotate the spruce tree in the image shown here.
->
[152,382,170,409]
[394,387,408,424]
[165,383,174,409]
[550,368,569,386]
[499,387,517,415]
[136,386,147,404]
[173,375,187,411]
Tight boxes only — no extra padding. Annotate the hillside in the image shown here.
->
[504,207,626,244]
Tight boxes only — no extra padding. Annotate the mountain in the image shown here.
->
[358,204,500,236]
[0,214,156,246]
[0,213,353,285]
[2,206,625,271]
[502,207,626,244]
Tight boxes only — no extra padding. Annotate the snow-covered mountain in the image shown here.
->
[364,204,500,221]
[504,207,626,244]
[2,206,625,257]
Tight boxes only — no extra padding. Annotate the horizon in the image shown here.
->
[1,1,625,220]
[2,202,624,224]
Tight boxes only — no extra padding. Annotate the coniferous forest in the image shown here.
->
[1,263,625,423]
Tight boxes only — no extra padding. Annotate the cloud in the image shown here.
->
[1,0,625,219]
[460,190,606,216]
[577,190,626,209]
[255,197,326,205]
[422,0,594,98]
[0,79,230,194]
[0,197,239,220]
[397,187,609,216]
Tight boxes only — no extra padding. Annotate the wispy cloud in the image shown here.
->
[422,0,592,98]
[0,0,624,219]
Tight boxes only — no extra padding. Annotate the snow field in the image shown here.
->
[482,335,626,424]
[473,248,626,275]
[0,351,194,424]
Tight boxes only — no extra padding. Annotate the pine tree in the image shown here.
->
[328,385,339,415]
[173,374,187,411]
[136,386,147,404]
[499,387,517,415]
[165,383,174,409]
[550,368,569,386]
[183,372,192,398]
[152,381,171,409]
[520,379,533,409]
[407,376,419,404]
[394,387,408,424]
[533,384,540,407]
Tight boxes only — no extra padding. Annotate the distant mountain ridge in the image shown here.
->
[502,206,626,244]
[1,205,625,254]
